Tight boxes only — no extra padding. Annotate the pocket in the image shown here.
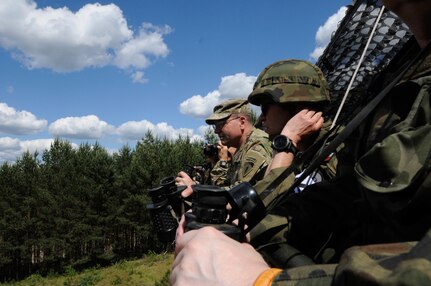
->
[355,125,431,212]
[356,125,431,193]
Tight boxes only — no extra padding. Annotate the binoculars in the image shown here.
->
[146,176,186,243]
[147,178,266,243]
[203,144,219,159]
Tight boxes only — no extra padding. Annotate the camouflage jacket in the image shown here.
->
[226,127,272,186]
[270,228,431,285]
[209,159,229,186]
[264,44,431,285]
[249,120,338,246]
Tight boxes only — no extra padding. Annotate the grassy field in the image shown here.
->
[1,252,174,286]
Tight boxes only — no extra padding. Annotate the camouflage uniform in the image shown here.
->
[209,159,229,186]
[262,42,431,285]
[226,127,272,186]
[206,99,273,187]
[246,60,338,246]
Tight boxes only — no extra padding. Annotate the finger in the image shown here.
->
[181,186,193,198]
[311,111,323,119]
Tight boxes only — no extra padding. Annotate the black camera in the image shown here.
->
[203,144,219,159]
[146,176,186,243]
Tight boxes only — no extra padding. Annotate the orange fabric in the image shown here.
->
[253,268,282,286]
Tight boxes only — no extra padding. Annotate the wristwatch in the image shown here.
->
[219,160,228,167]
[271,135,298,155]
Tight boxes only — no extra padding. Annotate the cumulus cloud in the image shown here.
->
[198,125,212,136]
[131,71,148,84]
[114,23,171,69]
[0,0,171,76]
[179,73,257,118]
[310,6,348,61]
[49,115,115,139]
[0,137,54,162]
[0,102,47,135]
[117,120,202,142]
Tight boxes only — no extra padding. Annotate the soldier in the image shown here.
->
[250,60,337,194]
[176,98,272,197]
[171,0,431,285]
[246,59,337,247]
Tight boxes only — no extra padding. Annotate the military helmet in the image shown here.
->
[248,59,330,105]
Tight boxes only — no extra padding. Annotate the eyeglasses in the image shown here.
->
[212,116,240,130]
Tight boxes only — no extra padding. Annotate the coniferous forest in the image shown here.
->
[0,132,206,282]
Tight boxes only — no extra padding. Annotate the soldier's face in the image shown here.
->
[213,115,242,147]
[260,103,292,139]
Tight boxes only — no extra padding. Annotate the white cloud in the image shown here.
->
[179,73,257,118]
[0,137,54,162]
[131,71,149,84]
[117,120,202,142]
[179,91,221,118]
[0,102,47,135]
[310,6,348,61]
[114,23,171,69]
[0,0,171,75]
[218,73,257,99]
[20,138,54,155]
[48,115,115,139]
[198,125,212,136]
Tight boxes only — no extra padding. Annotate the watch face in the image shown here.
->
[273,135,288,150]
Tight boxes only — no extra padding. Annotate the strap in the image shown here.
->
[253,268,282,286]
[265,41,431,213]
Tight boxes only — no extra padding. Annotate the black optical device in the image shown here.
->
[184,182,266,241]
[203,144,219,159]
[146,176,186,243]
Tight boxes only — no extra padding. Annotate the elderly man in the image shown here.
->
[176,98,272,197]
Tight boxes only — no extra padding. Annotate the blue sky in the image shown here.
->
[0,0,349,162]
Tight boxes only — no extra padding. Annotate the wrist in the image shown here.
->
[271,135,298,155]
[219,160,228,168]
[253,268,282,286]
[281,131,299,148]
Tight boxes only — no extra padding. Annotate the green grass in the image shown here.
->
[1,253,173,286]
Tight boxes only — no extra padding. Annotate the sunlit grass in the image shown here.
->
[1,252,173,286]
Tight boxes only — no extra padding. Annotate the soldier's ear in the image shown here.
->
[239,116,247,128]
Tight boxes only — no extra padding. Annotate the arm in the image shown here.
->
[265,109,324,176]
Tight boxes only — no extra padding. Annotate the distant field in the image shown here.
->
[1,252,173,286]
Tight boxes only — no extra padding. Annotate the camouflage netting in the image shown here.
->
[317,0,412,122]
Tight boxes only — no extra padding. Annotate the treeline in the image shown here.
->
[0,132,206,282]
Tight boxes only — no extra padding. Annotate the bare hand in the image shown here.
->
[175,171,195,198]
[217,142,229,161]
[171,227,269,286]
[282,109,324,147]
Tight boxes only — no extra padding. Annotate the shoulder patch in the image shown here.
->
[242,158,257,179]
